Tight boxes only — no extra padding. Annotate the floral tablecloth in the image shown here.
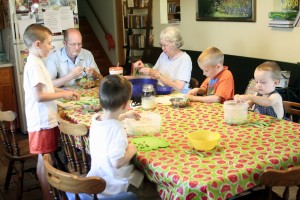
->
[63,90,300,200]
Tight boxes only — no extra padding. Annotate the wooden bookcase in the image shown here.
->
[123,0,153,68]
[168,0,180,24]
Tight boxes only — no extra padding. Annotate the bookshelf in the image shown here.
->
[123,0,153,67]
[168,0,180,24]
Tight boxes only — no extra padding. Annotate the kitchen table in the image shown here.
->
[61,88,300,200]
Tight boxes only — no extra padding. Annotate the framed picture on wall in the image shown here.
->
[196,0,256,22]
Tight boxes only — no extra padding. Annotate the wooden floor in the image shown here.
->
[0,133,43,200]
[0,132,298,200]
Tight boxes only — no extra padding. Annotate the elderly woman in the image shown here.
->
[133,26,192,91]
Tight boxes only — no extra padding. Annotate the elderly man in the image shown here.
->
[46,28,103,87]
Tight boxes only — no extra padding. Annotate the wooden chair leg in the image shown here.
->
[283,186,289,200]
[17,161,25,200]
[4,160,14,190]
[266,186,273,200]
[296,186,300,200]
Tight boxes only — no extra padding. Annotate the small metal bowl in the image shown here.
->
[169,97,190,108]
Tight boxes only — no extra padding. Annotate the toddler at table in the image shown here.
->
[187,47,234,103]
[86,75,160,199]
[23,24,80,199]
[234,61,284,119]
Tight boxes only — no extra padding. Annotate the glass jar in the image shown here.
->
[141,84,156,110]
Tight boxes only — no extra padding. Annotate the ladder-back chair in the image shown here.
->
[57,111,90,176]
[259,166,300,200]
[234,166,300,200]
[283,101,300,123]
[43,153,105,199]
[0,110,37,199]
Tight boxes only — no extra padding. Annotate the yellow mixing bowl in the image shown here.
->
[187,130,220,151]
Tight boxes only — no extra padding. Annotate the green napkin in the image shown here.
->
[132,137,169,151]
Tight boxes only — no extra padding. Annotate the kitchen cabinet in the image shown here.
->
[0,66,19,128]
[123,0,153,67]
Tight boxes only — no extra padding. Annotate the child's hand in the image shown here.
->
[127,143,138,155]
[125,110,141,120]
[63,91,79,100]
[234,94,249,103]
[187,88,199,96]
[185,93,194,101]
[71,92,80,100]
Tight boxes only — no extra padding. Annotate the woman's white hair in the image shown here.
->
[160,26,183,48]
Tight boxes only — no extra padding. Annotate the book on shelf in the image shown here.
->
[126,14,148,28]
[268,24,294,28]
[268,10,298,20]
[269,20,294,25]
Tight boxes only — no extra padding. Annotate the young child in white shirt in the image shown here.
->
[22,24,79,199]
[86,75,160,199]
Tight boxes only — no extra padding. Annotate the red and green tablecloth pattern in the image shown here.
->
[64,86,98,99]
[64,101,300,200]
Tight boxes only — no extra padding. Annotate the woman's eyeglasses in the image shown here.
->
[159,42,171,48]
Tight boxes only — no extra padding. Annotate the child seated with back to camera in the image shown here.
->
[86,75,160,199]
[234,61,284,119]
[186,47,234,103]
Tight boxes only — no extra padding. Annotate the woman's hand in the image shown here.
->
[139,68,160,78]
[133,60,145,68]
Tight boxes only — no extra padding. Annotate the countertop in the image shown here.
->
[0,62,13,68]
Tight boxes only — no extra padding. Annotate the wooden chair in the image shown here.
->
[283,101,300,123]
[43,153,105,199]
[0,109,38,199]
[189,78,199,89]
[57,111,90,176]
[234,166,300,200]
[244,78,257,95]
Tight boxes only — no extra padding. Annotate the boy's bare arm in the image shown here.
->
[187,94,221,103]
[111,143,137,169]
[187,87,206,96]
[234,93,280,107]
[32,83,79,102]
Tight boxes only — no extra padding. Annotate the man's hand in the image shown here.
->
[70,66,83,79]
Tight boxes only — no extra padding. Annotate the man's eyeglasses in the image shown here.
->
[66,42,83,48]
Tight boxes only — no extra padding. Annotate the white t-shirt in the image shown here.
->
[154,52,192,89]
[87,114,144,197]
[23,54,57,132]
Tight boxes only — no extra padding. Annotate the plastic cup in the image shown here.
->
[109,67,123,75]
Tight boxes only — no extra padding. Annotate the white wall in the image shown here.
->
[153,1,300,63]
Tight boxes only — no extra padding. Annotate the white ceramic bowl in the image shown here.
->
[124,112,161,136]
[223,100,248,124]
